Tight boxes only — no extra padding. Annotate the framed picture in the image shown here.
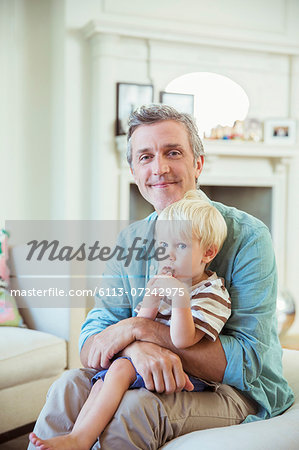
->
[243,118,263,142]
[264,119,296,145]
[159,91,194,115]
[116,83,154,135]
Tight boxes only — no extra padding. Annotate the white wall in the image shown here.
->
[0,0,53,225]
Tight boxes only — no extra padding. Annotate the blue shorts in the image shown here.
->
[92,357,208,392]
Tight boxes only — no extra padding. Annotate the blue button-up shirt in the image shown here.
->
[80,199,294,423]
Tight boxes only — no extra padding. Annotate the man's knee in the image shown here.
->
[101,390,172,449]
[35,368,98,434]
[115,389,167,430]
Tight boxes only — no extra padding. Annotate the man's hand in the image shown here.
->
[123,341,194,393]
[81,318,137,369]
[132,317,227,382]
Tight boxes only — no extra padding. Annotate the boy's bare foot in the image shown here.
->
[29,432,90,450]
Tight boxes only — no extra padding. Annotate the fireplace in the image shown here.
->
[129,183,272,231]
[200,185,272,232]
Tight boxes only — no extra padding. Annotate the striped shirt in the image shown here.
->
[136,271,231,342]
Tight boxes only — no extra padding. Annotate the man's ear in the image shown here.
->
[195,155,204,179]
[202,244,218,264]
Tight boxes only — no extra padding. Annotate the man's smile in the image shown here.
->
[148,180,179,188]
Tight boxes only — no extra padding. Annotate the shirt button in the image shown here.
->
[150,265,155,273]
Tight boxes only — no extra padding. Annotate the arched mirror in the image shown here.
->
[165,72,250,138]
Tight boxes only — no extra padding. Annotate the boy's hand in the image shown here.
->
[148,271,185,292]
[147,272,190,307]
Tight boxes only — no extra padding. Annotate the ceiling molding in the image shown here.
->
[82,15,299,56]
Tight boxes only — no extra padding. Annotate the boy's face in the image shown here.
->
[156,227,208,286]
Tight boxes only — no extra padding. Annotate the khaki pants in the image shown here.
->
[28,368,257,450]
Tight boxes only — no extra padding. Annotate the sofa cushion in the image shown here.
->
[0,327,67,389]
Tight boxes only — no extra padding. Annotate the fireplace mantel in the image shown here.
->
[202,140,299,159]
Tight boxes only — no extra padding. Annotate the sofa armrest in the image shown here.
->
[9,246,88,369]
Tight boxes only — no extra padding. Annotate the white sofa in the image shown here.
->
[0,309,88,435]
[0,249,87,435]
[162,348,299,450]
[0,326,66,434]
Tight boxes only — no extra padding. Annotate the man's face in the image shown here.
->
[130,120,204,213]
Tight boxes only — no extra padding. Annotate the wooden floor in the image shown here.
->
[0,424,34,450]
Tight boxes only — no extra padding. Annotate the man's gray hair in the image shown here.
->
[126,104,204,168]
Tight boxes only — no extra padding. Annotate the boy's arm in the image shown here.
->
[170,290,205,348]
[137,306,159,320]
[135,289,160,320]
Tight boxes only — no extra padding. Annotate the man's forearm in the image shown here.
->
[133,318,227,382]
[80,334,98,368]
[80,317,137,369]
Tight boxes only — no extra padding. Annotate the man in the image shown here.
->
[29,105,293,449]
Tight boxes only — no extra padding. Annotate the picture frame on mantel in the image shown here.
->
[264,118,296,145]
[116,83,154,136]
[159,91,194,115]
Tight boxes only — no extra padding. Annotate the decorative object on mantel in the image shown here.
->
[205,118,263,142]
[116,83,153,136]
[243,118,263,142]
[204,117,298,145]
[159,91,194,115]
[264,118,296,145]
[276,289,296,336]
[205,123,237,140]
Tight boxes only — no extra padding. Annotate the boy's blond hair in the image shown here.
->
[157,190,227,252]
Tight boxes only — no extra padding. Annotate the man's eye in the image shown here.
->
[140,154,151,162]
[168,150,180,157]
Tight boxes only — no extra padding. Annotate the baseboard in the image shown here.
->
[0,422,35,444]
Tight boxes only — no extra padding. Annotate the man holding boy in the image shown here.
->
[29,105,293,449]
